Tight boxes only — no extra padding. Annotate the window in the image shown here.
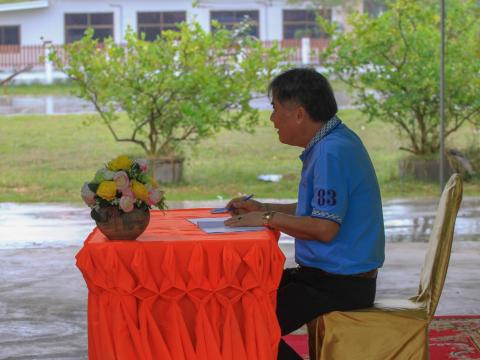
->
[283,9,331,39]
[363,0,387,17]
[0,26,20,45]
[65,13,114,44]
[210,10,259,37]
[137,11,186,41]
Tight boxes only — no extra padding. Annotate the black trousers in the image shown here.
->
[276,266,377,360]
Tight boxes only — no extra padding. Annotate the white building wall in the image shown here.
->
[265,5,282,41]
[188,7,210,31]
[0,0,344,45]
[0,7,51,44]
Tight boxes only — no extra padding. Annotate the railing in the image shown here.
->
[1,45,53,71]
[0,39,329,73]
[0,44,69,72]
[263,38,329,65]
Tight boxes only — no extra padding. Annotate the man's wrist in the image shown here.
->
[262,211,276,228]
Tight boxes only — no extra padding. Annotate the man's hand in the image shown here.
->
[224,211,265,227]
[226,197,264,215]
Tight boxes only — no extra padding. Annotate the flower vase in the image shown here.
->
[92,206,150,240]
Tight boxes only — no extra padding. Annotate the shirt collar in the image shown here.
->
[300,115,342,160]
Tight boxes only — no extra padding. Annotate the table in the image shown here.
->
[76,208,285,360]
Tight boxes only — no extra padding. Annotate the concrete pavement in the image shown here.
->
[0,198,479,359]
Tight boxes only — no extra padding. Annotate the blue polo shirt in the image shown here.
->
[295,115,385,275]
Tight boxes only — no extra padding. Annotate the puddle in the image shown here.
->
[383,197,480,242]
[0,197,478,249]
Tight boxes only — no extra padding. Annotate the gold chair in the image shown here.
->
[307,173,463,360]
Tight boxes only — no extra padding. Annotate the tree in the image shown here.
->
[51,22,285,168]
[321,0,479,155]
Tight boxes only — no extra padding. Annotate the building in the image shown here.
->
[0,0,381,80]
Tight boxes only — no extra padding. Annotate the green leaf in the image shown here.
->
[51,22,288,160]
[87,183,99,193]
[321,0,480,155]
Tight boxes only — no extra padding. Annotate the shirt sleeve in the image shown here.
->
[310,150,348,225]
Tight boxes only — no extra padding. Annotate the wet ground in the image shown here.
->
[1,197,479,249]
[0,198,479,359]
[0,91,355,116]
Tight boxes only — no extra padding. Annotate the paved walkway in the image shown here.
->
[0,198,479,359]
[0,91,356,116]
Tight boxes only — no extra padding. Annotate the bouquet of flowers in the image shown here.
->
[81,155,166,217]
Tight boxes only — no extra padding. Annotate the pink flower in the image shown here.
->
[113,171,130,191]
[122,187,134,198]
[134,159,148,173]
[148,188,164,206]
[119,195,135,213]
[81,183,96,206]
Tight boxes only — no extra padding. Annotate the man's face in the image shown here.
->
[270,97,302,146]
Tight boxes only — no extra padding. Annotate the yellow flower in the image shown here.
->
[96,181,117,201]
[131,180,149,202]
[107,155,133,171]
[147,176,160,189]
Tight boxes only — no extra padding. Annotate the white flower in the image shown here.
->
[81,183,96,206]
[93,168,115,183]
[113,171,130,191]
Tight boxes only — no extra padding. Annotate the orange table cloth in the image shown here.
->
[76,208,285,360]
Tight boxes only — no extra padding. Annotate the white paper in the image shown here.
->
[188,217,265,234]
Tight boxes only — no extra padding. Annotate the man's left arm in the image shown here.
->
[268,212,339,242]
[224,211,339,243]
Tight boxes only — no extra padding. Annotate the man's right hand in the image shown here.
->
[226,197,264,215]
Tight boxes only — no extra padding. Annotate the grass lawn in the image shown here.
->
[0,109,478,203]
[2,82,79,96]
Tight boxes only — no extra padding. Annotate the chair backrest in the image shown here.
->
[412,173,463,320]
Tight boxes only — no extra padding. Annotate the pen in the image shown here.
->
[227,194,254,211]
[210,194,255,214]
[241,194,255,202]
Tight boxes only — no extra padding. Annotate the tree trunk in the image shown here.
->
[149,156,184,184]
[398,157,454,182]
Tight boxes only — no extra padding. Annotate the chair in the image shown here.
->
[307,173,463,360]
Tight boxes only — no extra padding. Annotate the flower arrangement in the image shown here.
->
[81,155,166,215]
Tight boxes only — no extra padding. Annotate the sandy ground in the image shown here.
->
[1,240,479,360]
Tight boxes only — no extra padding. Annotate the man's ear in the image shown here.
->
[295,106,307,124]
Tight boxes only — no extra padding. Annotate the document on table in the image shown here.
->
[188,217,265,234]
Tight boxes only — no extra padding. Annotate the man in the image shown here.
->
[224,68,385,360]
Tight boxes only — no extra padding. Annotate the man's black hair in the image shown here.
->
[268,68,338,123]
